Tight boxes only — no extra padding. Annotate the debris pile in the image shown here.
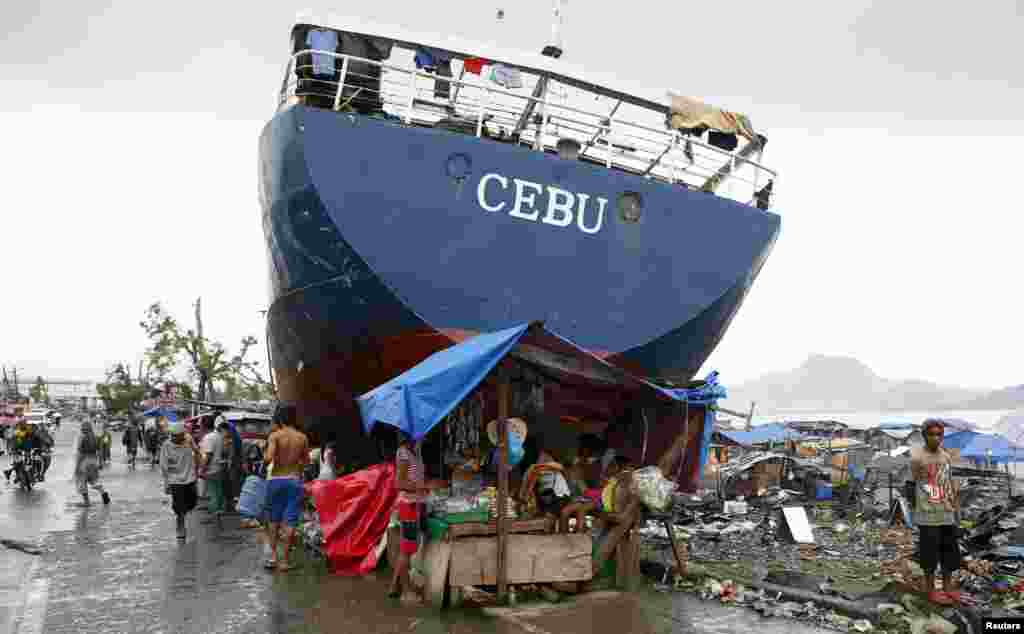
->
[301,510,324,560]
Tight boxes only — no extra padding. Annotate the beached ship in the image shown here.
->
[259,8,781,436]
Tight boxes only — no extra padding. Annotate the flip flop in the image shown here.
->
[263,559,277,571]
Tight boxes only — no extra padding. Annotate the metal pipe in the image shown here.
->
[641,409,650,464]
[332,56,350,111]
[477,87,491,138]
[511,76,548,140]
[700,137,765,193]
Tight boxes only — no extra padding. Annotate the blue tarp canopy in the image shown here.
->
[142,406,176,421]
[359,324,530,441]
[717,422,804,446]
[944,431,1024,463]
[668,371,727,405]
[358,323,679,442]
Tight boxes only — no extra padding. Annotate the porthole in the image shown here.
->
[618,191,643,223]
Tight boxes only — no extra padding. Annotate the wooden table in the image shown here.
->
[397,517,594,608]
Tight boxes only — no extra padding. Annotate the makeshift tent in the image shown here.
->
[943,431,1024,464]
[142,406,177,420]
[358,324,532,441]
[716,422,804,447]
[942,418,979,433]
[994,411,1024,444]
[358,322,719,485]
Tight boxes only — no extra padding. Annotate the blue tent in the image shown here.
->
[358,322,727,490]
[717,422,804,446]
[944,431,1024,463]
[142,406,177,422]
[358,324,531,441]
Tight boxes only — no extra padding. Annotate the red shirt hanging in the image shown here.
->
[462,57,488,75]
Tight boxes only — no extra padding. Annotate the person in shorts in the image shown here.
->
[389,431,430,602]
[160,421,200,540]
[910,418,961,605]
[263,405,308,572]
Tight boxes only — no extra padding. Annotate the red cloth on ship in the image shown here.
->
[312,462,398,576]
[462,57,488,74]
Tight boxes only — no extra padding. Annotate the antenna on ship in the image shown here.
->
[542,0,566,58]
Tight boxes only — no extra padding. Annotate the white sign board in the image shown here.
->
[782,506,815,544]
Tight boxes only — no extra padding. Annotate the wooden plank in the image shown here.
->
[449,534,593,586]
[386,525,400,570]
[446,518,555,539]
[423,541,452,609]
[496,376,510,602]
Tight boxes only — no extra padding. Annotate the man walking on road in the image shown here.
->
[123,419,142,467]
[263,404,308,572]
[200,419,229,522]
[161,420,201,540]
[74,420,110,507]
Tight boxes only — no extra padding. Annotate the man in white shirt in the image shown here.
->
[200,420,228,522]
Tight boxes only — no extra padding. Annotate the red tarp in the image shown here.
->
[312,462,398,576]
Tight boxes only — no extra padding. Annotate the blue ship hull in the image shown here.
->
[259,105,779,428]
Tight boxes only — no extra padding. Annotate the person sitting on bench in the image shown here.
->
[518,439,572,530]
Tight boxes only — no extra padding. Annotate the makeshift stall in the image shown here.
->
[357,322,716,606]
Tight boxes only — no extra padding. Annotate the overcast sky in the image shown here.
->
[2,0,1021,392]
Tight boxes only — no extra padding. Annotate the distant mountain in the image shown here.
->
[961,385,1024,410]
[724,354,988,412]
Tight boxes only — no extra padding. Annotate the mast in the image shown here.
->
[543,0,567,59]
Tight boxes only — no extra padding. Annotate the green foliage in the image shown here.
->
[139,301,274,402]
[96,363,147,414]
[28,376,49,405]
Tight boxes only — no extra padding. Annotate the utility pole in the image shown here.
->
[194,297,207,401]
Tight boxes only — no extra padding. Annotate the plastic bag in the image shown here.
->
[631,466,677,511]
[238,475,267,518]
[508,433,524,466]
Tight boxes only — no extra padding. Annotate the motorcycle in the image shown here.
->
[11,450,46,492]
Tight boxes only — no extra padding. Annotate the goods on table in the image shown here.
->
[481,487,517,520]
[428,493,491,524]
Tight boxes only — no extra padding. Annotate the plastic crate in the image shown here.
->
[444,509,490,524]
[815,481,833,500]
[425,517,449,541]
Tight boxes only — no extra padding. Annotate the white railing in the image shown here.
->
[278,50,778,207]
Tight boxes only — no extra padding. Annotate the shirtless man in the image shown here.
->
[263,404,309,572]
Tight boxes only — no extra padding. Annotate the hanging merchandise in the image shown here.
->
[508,433,525,465]
[443,392,482,456]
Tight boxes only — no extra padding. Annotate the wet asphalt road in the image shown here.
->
[0,419,832,634]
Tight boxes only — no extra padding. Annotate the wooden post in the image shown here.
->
[496,365,511,604]
[746,402,756,432]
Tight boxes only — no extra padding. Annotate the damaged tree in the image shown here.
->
[140,299,274,402]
